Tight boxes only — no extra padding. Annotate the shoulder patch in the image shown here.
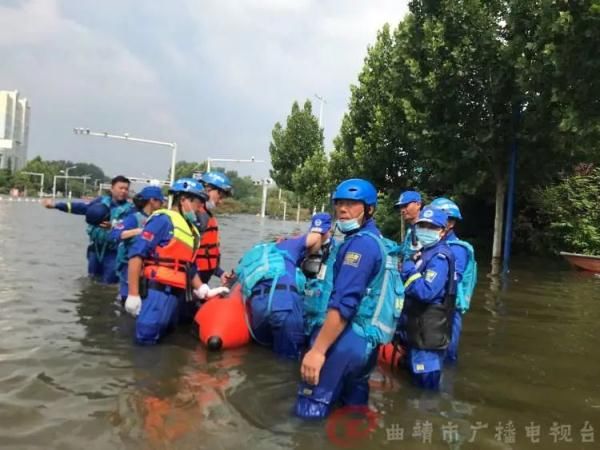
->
[343,251,362,267]
[425,270,438,282]
[141,231,154,241]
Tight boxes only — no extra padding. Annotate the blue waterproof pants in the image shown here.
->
[445,311,462,364]
[135,288,181,345]
[87,246,119,284]
[249,290,306,360]
[408,348,445,390]
[295,326,377,419]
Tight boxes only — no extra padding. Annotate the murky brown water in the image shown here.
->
[1,199,599,449]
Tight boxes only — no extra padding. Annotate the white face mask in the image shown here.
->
[205,199,216,210]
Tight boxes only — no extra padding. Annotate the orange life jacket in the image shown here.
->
[143,209,200,289]
[195,210,221,275]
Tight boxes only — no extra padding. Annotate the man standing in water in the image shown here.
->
[43,175,133,284]
[110,185,165,302]
[394,190,422,260]
[124,178,218,345]
[402,206,455,390]
[430,197,477,364]
[237,213,333,360]
[195,171,234,285]
[295,179,403,419]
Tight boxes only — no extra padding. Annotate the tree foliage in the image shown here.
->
[533,166,600,255]
[330,0,600,255]
[5,157,108,196]
[269,100,324,193]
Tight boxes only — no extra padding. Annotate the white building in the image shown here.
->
[0,90,30,172]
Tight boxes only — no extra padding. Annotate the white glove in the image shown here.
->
[193,284,211,300]
[207,286,230,298]
[125,295,142,316]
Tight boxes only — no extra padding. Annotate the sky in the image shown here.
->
[0,0,409,181]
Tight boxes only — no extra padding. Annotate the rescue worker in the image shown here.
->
[43,175,133,283]
[195,171,234,285]
[394,190,422,260]
[430,197,477,364]
[110,185,165,302]
[124,178,226,345]
[296,179,404,419]
[392,190,423,352]
[401,206,456,390]
[236,213,332,360]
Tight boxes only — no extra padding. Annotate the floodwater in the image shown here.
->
[1,199,599,450]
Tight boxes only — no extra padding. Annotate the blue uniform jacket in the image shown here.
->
[56,196,129,246]
[401,241,451,304]
[327,218,383,322]
[109,210,147,243]
[444,230,468,284]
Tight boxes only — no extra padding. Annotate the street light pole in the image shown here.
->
[73,128,177,206]
[64,165,77,199]
[314,94,326,128]
[205,157,264,174]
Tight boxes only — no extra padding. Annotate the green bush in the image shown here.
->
[533,167,600,255]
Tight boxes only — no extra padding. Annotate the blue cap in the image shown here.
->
[139,186,165,202]
[416,205,448,228]
[308,213,332,234]
[395,190,422,208]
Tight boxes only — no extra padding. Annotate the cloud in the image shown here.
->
[0,0,408,180]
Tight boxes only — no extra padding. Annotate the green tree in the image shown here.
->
[533,166,600,255]
[291,149,331,208]
[269,100,324,192]
[173,160,206,180]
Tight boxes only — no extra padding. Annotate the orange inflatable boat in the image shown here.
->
[377,342,407,372]
[194,283,251,351]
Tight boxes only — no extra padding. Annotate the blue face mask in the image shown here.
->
[415,227,441,248]
[336,219,361,234]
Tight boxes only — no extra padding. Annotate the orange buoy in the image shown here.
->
[194,283,251,351]
[377,342,406,372]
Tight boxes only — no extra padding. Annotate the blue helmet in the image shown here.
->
[85,202,110,226]
[332,178,378,207]
[430,197,462,220]
[169,178,208,200]
[198,171,233,196]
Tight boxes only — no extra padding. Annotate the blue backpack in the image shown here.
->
[351,231,405,348]
[235,241,306,299]
[448,240,477,314]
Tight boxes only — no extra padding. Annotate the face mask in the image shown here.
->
[205,200,216,210]
[183,210,196,222]
[336,219,361,234]
[415,227,442,248]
